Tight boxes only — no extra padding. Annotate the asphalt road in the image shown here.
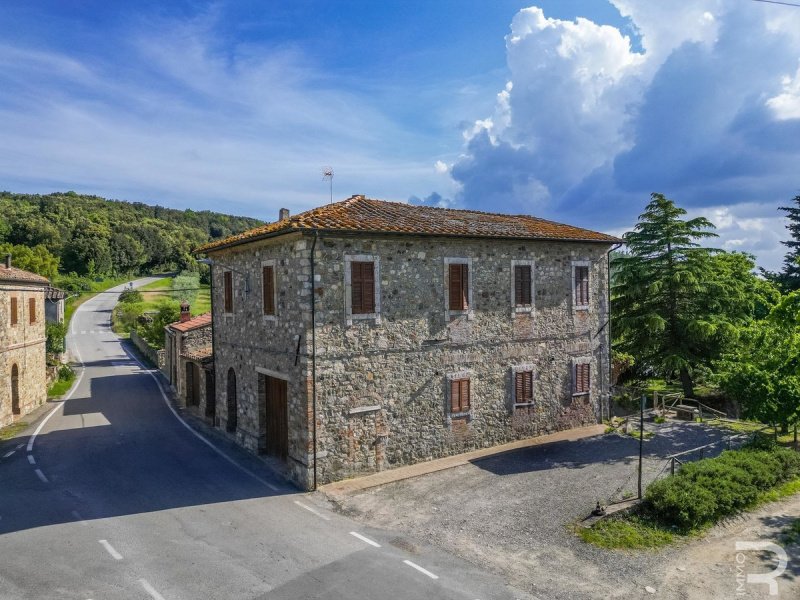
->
[0,278,527,600]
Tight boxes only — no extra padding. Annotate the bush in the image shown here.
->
[112,301,145,335]
[645,448,800,531]
[46,321,68,354]
[57,364,74,382]
[118,288,143,304]
[746,431,777,451]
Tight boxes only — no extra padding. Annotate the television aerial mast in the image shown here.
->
[322,166,333,204]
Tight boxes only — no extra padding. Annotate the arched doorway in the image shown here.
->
[226,368,237,432]
[11,364,20,415]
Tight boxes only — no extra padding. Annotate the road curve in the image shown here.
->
[0,278,526,600]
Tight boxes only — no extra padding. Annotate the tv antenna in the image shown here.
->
[322,166,333,204]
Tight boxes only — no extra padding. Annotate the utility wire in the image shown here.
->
[752,0,800,7]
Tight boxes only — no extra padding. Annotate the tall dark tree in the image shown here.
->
[613,193,761,397]
[778,194,800,291]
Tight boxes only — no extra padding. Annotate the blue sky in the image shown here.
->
[1,1,799,270]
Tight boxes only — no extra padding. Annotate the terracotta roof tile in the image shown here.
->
[182,346,213,362]
[195,195,622,253]
[168,312,211,332]
[0,266,50,285]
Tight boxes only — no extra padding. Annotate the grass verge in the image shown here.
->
[0,421,28,441]
[47,365,76,399]
[578,516,674,549]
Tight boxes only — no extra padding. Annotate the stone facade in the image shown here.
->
[163,312,214,420]
[0,279,48,429]
[209,232,613,490]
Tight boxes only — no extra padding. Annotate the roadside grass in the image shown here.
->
[578,516,674,549]
[706,419,799,448]
[0,421,28,441]
[47,367,76,399]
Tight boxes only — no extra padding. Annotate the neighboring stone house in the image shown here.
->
[45,286,67,324]
[0,255,49,428]
[163,305,215,420]
[195,195,621,490]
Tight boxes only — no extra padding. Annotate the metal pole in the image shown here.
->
[638,394,644,499]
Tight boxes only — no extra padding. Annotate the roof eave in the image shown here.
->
[196,226,621,253]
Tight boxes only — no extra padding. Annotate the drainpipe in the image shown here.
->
[310,231,319,490]
[605,242,623,420]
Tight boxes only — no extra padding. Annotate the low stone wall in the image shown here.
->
[130,329,165,370]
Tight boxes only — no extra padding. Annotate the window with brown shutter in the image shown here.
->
[29,297,36,324]
[351,261,375,314]
[574,265,589,306]
[514,265,532,306]
[448,263,468,311]
[10,296,18,325]
[262,265,275,315]
[223,271,233,313]
[450,378,471,413]
[515,370,534,404]
[574,363,590,394]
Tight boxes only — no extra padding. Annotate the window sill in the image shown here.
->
[449,411,472,420]
[572,392,590,398]
[513,305,534,315]
[514,402,535,408]
[446,309,474,321]
[346,312,381,326]
[573,305,590,312]
[262,314,278,322]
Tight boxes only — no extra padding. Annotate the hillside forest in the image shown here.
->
[0,191,262,280]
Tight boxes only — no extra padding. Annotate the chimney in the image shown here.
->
[279,208,290,221]
[4,254,11,268]
[179,301,191,323]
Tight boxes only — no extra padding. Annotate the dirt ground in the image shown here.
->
[322,426,799,599]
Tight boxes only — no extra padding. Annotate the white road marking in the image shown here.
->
[80,330,87,335]
[2,451,14,459]
[27,336,85,453]
[123,347,282,492]
[349,531,381,547]
[403,560,439,580]
[98,539,123,560]
[27,454,35,465]
[71,510,88,525]
[34,469,49,483]
[15,443,23,450]
[139,579,166,600]
[293,500,331,521]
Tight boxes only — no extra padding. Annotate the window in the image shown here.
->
[573,263,590,308]
[514,265,532,306]
[351,261,375,314]
[262,265,275,316]
[344,255,380,324]
[515,370,534,405]
[448,263,468,310]
[450,378,471,413]
[10,296,18,325]
[223,271,233,313]
[29,297,36,324]
[574,362,590,395]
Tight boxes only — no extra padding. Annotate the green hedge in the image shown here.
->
[644,448,800,531]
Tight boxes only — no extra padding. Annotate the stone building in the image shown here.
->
[196,196,621,490]
[0,256,49,428]
[163,305,215,420]
[45,286,67,324]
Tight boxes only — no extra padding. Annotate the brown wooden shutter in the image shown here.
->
[351,261,375,314]
[575,266,589,305]
[451,379,461,412]
[29,297,36,323]
[10,297,17,325]
[461,379,470,411]
[584,364,590,393]
[223,271,233,313]
[263,266,275,315]
[516,371,533,403]
[575,363,590,393]
[515,265,531,305]
[449,263,468,310]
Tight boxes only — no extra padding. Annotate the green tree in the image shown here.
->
[776,195,800,291]
[0,242,60,280]
[612,193,760,397]
[716,291,800,433]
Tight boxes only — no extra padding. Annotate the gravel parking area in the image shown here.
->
[325,421,753,599]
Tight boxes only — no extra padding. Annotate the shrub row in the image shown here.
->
[644,447,800,531]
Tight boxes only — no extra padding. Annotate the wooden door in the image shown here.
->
[265,376,288,460]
